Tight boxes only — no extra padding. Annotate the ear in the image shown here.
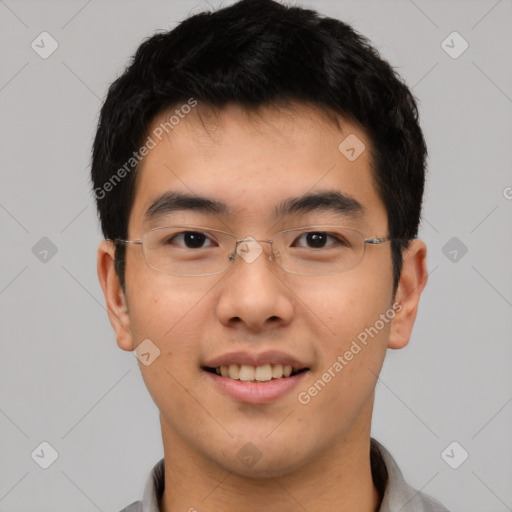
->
[97,240,135,351]
[387,239,428,350]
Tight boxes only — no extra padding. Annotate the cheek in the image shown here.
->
[126,276,214,413]
[292,269,392,345]
[292,272,392,408]
[126,261,217,343]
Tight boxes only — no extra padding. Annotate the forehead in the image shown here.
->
[128,102,386,233]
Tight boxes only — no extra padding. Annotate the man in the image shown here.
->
[92,1,450,510]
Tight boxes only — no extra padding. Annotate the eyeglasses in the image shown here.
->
[112,225,396,277]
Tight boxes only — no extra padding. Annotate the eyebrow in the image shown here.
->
[144,190,364,223]
[275,190,364,218]
[145,191,228,222]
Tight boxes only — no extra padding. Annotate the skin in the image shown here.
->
[97,102,427,512]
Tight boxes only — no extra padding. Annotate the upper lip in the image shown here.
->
[203,350,309,370]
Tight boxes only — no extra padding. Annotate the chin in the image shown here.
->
[224,452,307,480]
[211,437,317,480]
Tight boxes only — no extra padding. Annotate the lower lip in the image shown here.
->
[203,370,309,404]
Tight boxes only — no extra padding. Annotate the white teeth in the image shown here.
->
[216,363,301,381]
[271,364,283,378]
[228,364,240,379]
[255,364,272,381]
[239,364,254,381]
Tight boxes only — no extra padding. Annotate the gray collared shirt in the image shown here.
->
[119,438,450,512]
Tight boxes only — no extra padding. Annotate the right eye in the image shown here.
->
[163,231,215,249]
[291,231,350,249]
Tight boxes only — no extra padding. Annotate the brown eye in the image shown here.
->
[166,231,213,249]
[305,232,327,248]
[293,232,338,249]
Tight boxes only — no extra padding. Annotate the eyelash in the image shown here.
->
[166,230,344,249]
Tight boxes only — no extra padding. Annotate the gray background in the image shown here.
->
[1,0,511,510]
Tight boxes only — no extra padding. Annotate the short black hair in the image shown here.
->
[91,0,427,294]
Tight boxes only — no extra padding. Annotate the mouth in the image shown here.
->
[202,361,310,404]
[201,351,311,404]
[203,363,309,382]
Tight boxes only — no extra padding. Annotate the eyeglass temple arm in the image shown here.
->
[109,239,143,245]
[365,237,416,245]
[364,237,391,245]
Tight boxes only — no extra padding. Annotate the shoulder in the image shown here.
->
[118,458,165,512]
[401,478,452,512]
[371,438,451,512]
[403,491,452,512]
[117,501,142,512]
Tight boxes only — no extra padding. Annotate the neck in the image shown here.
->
[159,414,381,512]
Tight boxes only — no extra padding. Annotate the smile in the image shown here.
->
[205,363,307,382]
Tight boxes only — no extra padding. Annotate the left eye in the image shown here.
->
[292,232,339,249]
[167,231,215,249]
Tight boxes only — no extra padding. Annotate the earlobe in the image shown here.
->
[387,239,428,350]
[97,240,135,351]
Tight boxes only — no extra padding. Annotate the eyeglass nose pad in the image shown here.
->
[228,239,276,264]
[235,238,265,264]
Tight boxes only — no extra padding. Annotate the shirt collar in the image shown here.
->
[138,438,448,512]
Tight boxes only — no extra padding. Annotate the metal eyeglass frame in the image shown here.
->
[111,225,399,277]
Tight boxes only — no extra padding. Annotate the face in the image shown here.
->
[98,102,426,478]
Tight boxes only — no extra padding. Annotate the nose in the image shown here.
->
[216,238,294,332]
